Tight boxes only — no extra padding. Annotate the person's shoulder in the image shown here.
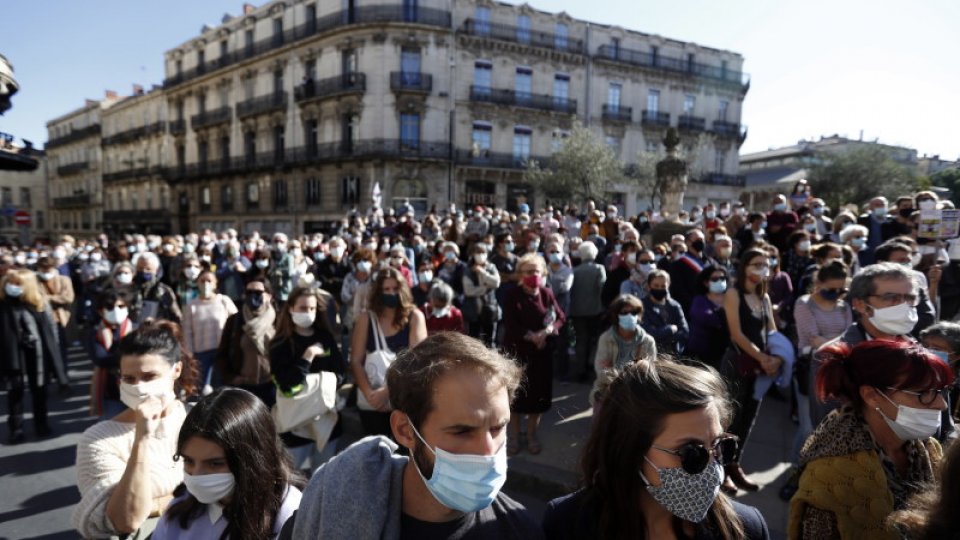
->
[542,490,594,539]
[728,500,769,539]
[488,491,544,539]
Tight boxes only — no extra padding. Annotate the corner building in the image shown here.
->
[53,0,749,236]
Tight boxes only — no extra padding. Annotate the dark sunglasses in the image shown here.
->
[652,435,739,474]
[709,276,726,283]
[619,310,641,316]
[245,290,265,298]
[822,287,848,296]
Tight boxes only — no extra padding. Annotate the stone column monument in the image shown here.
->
[656,127,688,217]
[650,128,692,245]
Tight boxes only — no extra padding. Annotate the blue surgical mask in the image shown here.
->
[774,203,787,212]
[5,283,23,298]
[503,242,515,253]
[929,349,951,365]
[549,252,562,264]
[618,313,638,331]
[709,280,727,294]
[408,417,508,513]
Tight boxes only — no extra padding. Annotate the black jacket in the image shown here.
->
[0,299,67,384]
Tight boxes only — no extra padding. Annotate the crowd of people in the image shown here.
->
[2,178,960,538]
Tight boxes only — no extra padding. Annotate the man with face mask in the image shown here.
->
[668,229,714,315]
[811,263,955,441]
[130,252,181,324]
[281,332,542,540]
[765,194,799,254]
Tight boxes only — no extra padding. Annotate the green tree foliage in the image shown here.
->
[524,122,624,205]
[808,146,920,210]
[931,168,960,206]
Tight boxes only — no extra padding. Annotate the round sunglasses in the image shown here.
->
[651,434,739,474]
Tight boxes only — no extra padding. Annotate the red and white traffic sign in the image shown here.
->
[13,210,31,226]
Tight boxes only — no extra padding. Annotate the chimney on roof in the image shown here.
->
[243,3,255,14]
[859,129,863,141]
[85,99,97,107]
[105,90,118,99]
[133,84,144,96]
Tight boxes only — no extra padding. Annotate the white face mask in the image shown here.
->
[868,301,918,336]
[292,311,316,328]
[876,390,941,441]
[432,306,450,318]
[119,375,174,410]
[104,307,129,326]
[749,266,770,279]
[116,272,134,285]
[183,472,236,505]
[184,267,201,281]
[201,283,216,297]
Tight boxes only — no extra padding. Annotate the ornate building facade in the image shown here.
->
[46,0,748,235]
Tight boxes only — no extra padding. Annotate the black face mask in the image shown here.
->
[246,292,265,310]
[899,208,914,218]
[691,240,705,253]
[382,293,400,308]
[650,289,668,301]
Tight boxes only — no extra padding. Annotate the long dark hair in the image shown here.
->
[367,266,414,329]
[580,360,745,540]
[273,286,332,344]
[734,247,769,297]
[168,388,304,539]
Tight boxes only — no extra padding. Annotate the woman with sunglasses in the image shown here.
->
[687,265,732,371]
[721,247,782,494]
[790,339,953,539]
[216,277,277,407]
[779,260,852,500]
[543,359,769,540]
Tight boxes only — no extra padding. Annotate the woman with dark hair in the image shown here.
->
[782,230,813,290]
[543,360,770,540]
[796,242,844,298]
[350,266,427,437]
[721,248,781,494]
[270,286,345,469]
[888,434,960,539]
[762,244,793,330]
[590,294,657,406]
[640,269,689,357]
[73,321,199,539]
[216,277,277,407]
[687,265,731,370]
[152,388,304,539]
[182,270,237,395]
[790,340,953,538]
[86,289,136,418]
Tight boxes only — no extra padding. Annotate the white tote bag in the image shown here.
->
[272,371,338,433]
[356,315,397,411]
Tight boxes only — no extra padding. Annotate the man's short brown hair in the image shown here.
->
[387,332,522,428]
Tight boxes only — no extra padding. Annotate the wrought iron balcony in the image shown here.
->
[454,149,551,170]
[169,119,187,136]
[191,107,232,130]
[712,121,748,143]
[56,161,90,176]
[52,193,92,208]
[389,72,433,94]
[163,5,451,89]
[678,115,706,132]
[102,121,166,146]
[103,166,162,183]
[602,104,633,123]
[236,92,288,119]
[695,172,747,187]
[596,45,750,91]
[295,73,366,103]
[46,124,101,149]
[460,19,585,54]
[469,86,577,114]
[103,209,172,223]
[640,110,670,128]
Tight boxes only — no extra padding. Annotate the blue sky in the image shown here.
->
[2,0,958,161]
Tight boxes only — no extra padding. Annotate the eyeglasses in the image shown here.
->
[886,386,951,406]
[245,290,265,298]
[869,292,920,307]
[619,310,641,316]
[709,276,726,283]
[822,288,848,296]
[652,435,738,474]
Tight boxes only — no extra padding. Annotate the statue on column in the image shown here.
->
[650,128,691,245]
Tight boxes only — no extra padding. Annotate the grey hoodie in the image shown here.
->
[292,435,406,540]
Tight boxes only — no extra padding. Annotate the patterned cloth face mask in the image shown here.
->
[640,457,723,523]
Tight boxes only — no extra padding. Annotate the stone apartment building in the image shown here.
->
[47,0,748,235]
[0,143,48,244]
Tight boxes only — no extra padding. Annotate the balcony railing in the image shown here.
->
[192,107,232,130]
[695,172,747,187]
[640,110,670,128]
[102,121,165,146]
[169,119,187,136]
[712,121,748,142]
[602,104,633,123]
[460,19,585,54]
[52,194,92,208]
[295,73,366,103]
[389,72,433,94]
[46,124,101,149]
[596,45,750,91]
[678,115,706,132]
[163,5,452,88]
[236,92,288,119]
[103,209,172,222]
[162,139,452,183]
[56,161,90,176]
[103,166,162,183]
[454,149,551,170]
[469,86,577,114]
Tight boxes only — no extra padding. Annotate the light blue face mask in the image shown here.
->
[5,283,23,298]
[408,417,508,513]
[618,313,638,331]
[929,349,951,365]
[709,280,728,294]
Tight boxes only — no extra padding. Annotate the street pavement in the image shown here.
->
[0,346,796,539]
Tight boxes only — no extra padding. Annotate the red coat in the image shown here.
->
[423,304,466,335]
